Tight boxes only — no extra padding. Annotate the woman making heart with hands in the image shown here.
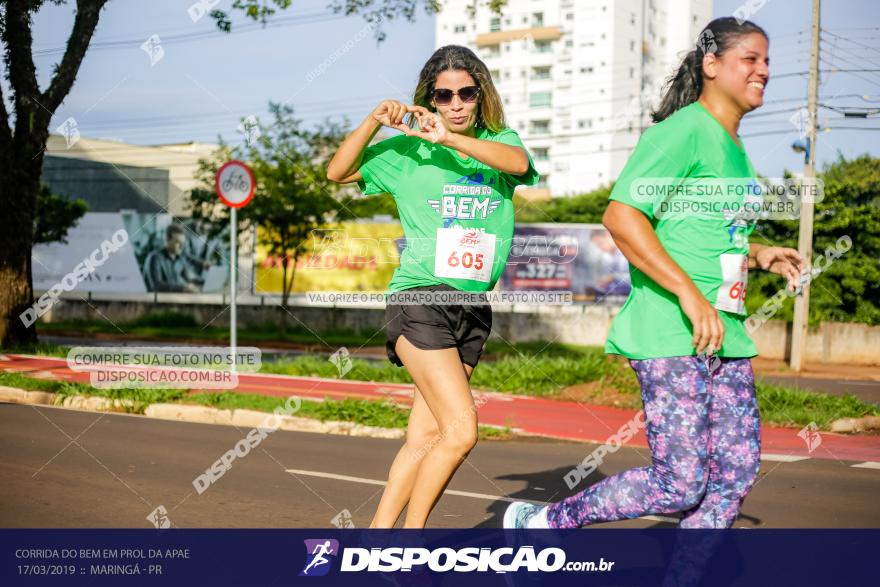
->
[327,45,538,528]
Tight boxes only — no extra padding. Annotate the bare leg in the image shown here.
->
[369,386,439,528]
[370,345,474,528]
[392,336,478,528]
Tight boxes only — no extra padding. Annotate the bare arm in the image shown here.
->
[326,100,417,184]
[603,201,724,354]
[443,132,529,176]
[325,116,380,184]
[409,110,529,175]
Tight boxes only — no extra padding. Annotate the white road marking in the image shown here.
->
[285,468,679,524]
[760,454,810,462]
[851,462,880,470]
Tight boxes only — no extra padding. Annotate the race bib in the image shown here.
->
[434,227,495,283]
[715,253,748,314]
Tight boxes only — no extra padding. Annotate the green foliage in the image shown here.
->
[175,391,411,428]
[513,156,880,327]
[126,311,200,329]
[747,155,880,325]
[209,0,294,32]
[213,0,509,25]
[261,355,415,384]
[209,1,509,43]
[33,184,88,245]
[262,346,640,398]
[0,371,74,394]
[304,397,410,428]
[189,102,348,305]
[7,350,879,431]
[755,381,879,429]
[336,193,399,220]
[469,354,633,396]
[39,318,383,348]
[514,185,611,224]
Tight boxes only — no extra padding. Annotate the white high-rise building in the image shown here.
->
[435,0,713,198]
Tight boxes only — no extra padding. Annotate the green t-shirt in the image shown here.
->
[606,101,760,359]
[358,127,539,293]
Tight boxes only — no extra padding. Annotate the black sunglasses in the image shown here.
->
[431,86,480,105]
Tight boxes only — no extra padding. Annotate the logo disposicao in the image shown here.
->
[300,538,339,577]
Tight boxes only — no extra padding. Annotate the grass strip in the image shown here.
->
[0,372,511,439]
[7,336,877,430]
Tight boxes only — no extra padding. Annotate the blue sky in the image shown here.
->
[8,0,880,178]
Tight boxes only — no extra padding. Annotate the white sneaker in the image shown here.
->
[503,501,548,529]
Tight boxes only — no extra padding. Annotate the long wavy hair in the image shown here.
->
[652,17,768,123]
[407,45,506,132]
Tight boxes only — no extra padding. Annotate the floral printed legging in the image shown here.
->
[547,356,762,529]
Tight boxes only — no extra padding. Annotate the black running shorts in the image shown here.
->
[384,285,493,368]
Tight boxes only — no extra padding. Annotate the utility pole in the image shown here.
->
[639,0,647,133]
[790,0,821,371]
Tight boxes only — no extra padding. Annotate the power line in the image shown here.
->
[69,94,390,130]
[49,87,880,152]
[33,8,334,50]
[742,125,880,138]
[821,34,880,72]
[819,39,880,77]
[49,55,820,139]
[773,68,880,80]
[20,16,876,153]
[32,12,346,57]
[822,29,880,57]
[824,27,880,33]
[820,103,880,117]
[819,58,880,89]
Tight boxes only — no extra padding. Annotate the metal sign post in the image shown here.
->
[230,205,237,368]
[215,160,255,374]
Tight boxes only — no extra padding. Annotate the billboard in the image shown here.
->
[253,222,630,302]
[122,212,230,293]
[32,212,231,294]
[499,223,631,302]
[254,223,404,294]
[33,216,629,302]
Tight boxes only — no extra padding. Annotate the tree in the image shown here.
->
[211,1,509,39]
[748,155,880,326]
[514,185,612,224]
[513,157,880,326]
[189,103,346,334]
[0,0,509,347]
[336,192,399,221]
[34,184,88,245]
[1,0,108,347]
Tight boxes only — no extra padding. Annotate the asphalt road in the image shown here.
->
[1,403,878,529]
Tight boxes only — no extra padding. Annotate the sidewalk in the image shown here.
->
[751,357,880,381]
[2,353,879,464]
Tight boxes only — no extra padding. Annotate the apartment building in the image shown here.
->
[436,0,713,197]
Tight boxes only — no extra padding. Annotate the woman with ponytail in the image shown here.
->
[506,17,805,529]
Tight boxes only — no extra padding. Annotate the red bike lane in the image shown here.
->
[3,353,878,463]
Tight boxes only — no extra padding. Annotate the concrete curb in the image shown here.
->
[830,416,880,433]
[0,386,57,406]
[0,386,404,440]
[145,403,234,426]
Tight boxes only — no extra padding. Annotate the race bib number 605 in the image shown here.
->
[434,227,495,283]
